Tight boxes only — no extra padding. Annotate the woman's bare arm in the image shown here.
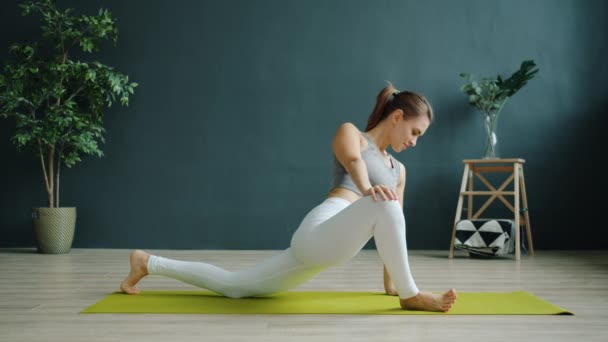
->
[332,122,373,194]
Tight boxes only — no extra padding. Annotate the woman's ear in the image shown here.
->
[391,109,404,124]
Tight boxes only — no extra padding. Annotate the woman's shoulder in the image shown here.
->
[336,121,359,133]
[332,122,367,157]
[335,122,366,141]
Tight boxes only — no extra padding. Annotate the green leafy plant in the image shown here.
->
[0,0,137,207]
[459,60,538,158]
[460,60,539,115]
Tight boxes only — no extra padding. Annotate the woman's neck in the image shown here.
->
[366,125,391,154]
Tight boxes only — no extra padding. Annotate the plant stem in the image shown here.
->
[38,140,51,198]
[55,52,66,108]
[65,85,84,103]
[47,47,66,208]
[47,145,55,208]
[497,98,508,114]
[56,146,62,208]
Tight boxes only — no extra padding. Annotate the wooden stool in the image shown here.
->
[448,158,535,260]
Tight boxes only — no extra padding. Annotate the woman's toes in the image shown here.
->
[385,287,398,296]
[122,282,141,295]
[127,288,140,295]
[446,289,457,300]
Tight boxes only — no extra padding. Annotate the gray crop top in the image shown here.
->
[331,132,400,196]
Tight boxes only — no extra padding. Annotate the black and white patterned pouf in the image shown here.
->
[454,219,517,257]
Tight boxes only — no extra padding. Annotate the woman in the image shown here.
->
[120,82,457,312]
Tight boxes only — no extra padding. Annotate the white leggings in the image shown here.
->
[147,196,419,300]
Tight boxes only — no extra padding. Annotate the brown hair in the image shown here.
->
[365,81,434,132]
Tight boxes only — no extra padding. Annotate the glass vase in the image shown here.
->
[482,112,500,159]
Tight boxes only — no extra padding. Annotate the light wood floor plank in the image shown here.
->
[0,249,606,342]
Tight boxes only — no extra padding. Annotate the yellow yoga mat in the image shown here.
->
[82,291,572,315]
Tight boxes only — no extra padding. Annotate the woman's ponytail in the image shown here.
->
[365,81,434,132]
[365,81,398,132]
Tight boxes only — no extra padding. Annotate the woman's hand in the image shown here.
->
[363,184,398,202]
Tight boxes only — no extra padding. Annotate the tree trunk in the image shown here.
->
[47,145,55,208]
[38,142,52,208]
[56,150,62,208]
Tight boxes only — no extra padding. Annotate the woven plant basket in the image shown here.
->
[32,207,76,254]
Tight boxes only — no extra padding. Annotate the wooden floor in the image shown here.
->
[0,248,606,342]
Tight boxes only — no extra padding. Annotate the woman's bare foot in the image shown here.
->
[385,286,398,296]
[400,289,457,312]
[384,267,398,296]
[119,250,150,295]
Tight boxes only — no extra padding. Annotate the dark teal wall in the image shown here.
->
[1,0,606,249]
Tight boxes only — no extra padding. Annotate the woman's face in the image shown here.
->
[390,110,431,153]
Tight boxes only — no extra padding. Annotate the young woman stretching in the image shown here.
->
[120,82,457,312]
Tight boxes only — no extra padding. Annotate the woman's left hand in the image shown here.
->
[363,184,398,202]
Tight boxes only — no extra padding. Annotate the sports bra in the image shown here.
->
[331,132,400,196]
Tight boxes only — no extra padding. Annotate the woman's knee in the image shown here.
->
[364,196,405,230]
[361,195,402,215]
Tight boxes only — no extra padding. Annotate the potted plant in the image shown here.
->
[459,60,538,159]
[0,0,137,253]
